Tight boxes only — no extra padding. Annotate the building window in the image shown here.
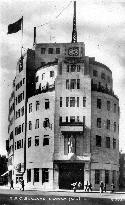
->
[43,118,50,128]
[97,99,101,109]
[28,137,31,148]
[35,119,39,129]
[35,136,39,146]
[15,142,16,150]
[114,122,116,132]
[21,106,24,116]
[27,169,31,182]
[70,97,75,107]
[29,121,32,130]
[66,116,68,122]
[43,135,49,146]
[95,170,100,184]
[66,97,69,107]
[50,70,54,77]
[60,97,62,107]
[48,48,53,54]
[41,48,46,54]
[22,123,24,132]
[77,97,79,107]
[77,116,79,122]
[114,104,116,113]
[42,168,49,183]
[106,119,110,130]
[83,97,86,107]
[67,65,69,72]
[113,138,116,149]
[42,73,45,80]
[56,48,60,54]
[105,170,109,184]
[93,70,98,77]
[77,79,80,89]
[29,103,32,113]
[45,99,49,109]
[36,101,40,111]
[70,79,76,89]
[106,137,110,148]
[96,135,101,147]
[97,118,101,128]
[66,79,69,89]
[77,65,80,72]
[107,101,110,111]
[70,116,75,123]
[71,64,76,72]
[34,168,39,182]
[59,116,62,124]
[101,72,105,80]
[23,78,25,84]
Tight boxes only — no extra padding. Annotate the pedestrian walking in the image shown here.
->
[111,183,115,193]
[21,179,24,191]
[84,181,88,191]
[104,183,106,192]
[10,180,14,189]
[100,181,104,193]
[88,182,92,192]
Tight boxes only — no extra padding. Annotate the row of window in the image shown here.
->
[29,99,50,113]
[60,97,86,107]
[15,106,24,119]
[66,64,81,72]
[95,170,116,184]
[97,118,118,132]
[15,139,23,150]
[66,79,80,89]
[28,135,49,148]
[28,118,51,130]
[93,70,111,83]
[41,47,60,55]
[15,91,24,105]
[27,168,49,183]
[96,135,116,149]
[97,98,118,113]
[15,123,24,135]
[59,116,85,124]
[16,78,25,91]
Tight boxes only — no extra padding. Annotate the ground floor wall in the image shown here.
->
[8,161,119,191]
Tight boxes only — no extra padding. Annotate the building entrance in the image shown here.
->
[59,163,84,189]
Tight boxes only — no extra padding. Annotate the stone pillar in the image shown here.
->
[53,163,59,190]
[84,162,90,184]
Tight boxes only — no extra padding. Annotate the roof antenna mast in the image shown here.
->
[72,1,77,43]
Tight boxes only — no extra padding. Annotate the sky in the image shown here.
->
[0,0,125,155]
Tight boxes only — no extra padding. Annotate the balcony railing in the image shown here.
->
[91,82,118,100]
[59,121,84,126]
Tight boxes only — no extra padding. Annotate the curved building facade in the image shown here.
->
[6,2,119,190]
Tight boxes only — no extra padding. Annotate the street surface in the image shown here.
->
[0,187,125,205]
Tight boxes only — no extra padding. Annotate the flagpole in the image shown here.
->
[21,16,23,57]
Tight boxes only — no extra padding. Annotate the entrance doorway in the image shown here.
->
[59,163,84,189]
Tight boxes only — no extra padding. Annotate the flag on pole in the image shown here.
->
[7,17,23,34]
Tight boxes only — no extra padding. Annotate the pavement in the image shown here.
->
[0,186,125,205]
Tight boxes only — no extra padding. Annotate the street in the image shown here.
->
[0,188,125,205]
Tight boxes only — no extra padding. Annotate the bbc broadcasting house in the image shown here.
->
[6,2,120,191]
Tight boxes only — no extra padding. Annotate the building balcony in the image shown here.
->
[91,81,118,100]
[54,152,91,162]
[59,121,84,126]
